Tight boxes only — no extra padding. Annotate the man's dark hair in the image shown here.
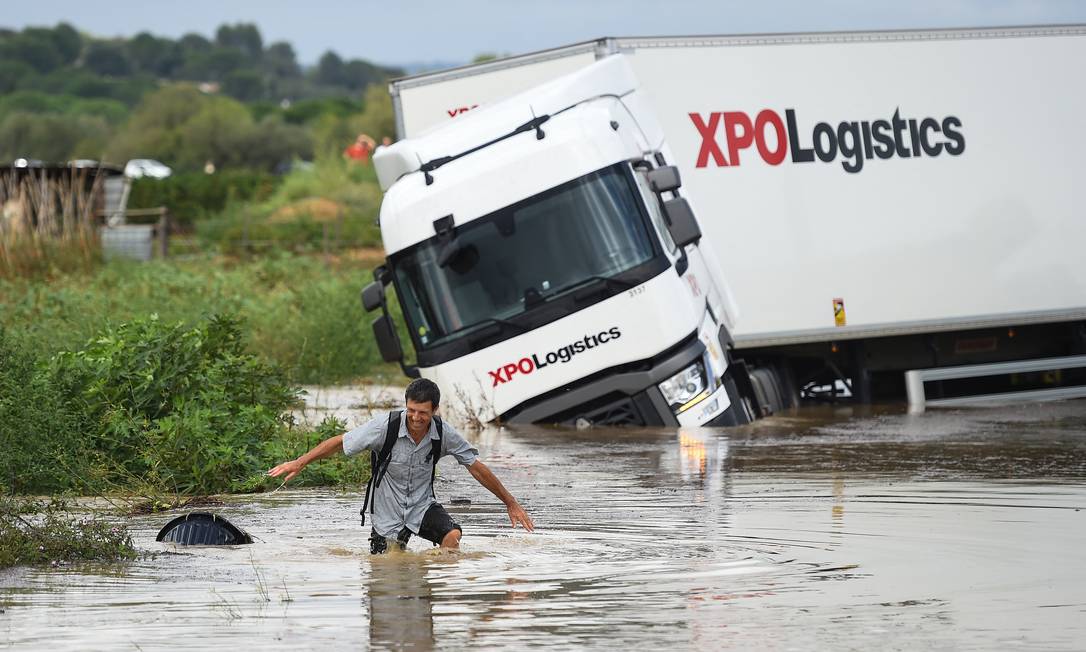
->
[405,378,441,408]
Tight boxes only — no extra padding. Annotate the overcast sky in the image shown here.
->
[7,0,1086,67]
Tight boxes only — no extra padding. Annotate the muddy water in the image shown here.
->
[3,401,1086,650]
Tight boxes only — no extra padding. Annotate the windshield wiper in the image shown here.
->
[584,275,637,290]
[520,275,637,310]
[421,114,551,185]
[564,275,637,303]
[463,317,529,345]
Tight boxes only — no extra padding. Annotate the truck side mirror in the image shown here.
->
[361,282,384,312]
[663,197,701,248]
[646,165,682,193]
[372,315,403,363]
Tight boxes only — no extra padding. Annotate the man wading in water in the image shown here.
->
[268,379,534,553]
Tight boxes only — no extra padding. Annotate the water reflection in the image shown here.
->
[365,553,435,650]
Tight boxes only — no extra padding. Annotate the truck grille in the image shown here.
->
[547,392,659,427]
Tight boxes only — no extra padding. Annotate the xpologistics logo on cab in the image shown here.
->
[689,107,965,173]
[489,327,622,387]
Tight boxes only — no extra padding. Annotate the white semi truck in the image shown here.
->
[362,25,1086,427]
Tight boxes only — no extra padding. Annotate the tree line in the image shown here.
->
[0,22,402,170]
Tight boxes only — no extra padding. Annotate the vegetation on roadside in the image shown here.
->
[1,313,378,500]
[0,325,90,494]
[128,169,280,227]
[0,497,137,568]
[0,25,418,572]
[194,158,383,253]
[0,253,397,384]
[50,314,298,496]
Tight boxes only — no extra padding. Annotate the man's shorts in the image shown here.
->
[369,503,462,554]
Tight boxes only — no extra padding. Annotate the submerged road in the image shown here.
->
[2,400,1085,650]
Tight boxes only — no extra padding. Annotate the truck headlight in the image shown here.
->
[659,359,713,413]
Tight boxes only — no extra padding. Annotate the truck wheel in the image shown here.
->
[748,363,798,416]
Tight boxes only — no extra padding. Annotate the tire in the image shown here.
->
[747,363,797,416]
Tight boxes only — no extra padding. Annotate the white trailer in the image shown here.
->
[364,26,1086,426]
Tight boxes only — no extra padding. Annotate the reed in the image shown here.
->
[0,168,103,278]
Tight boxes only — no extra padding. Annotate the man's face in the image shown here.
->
[405,399,435,435]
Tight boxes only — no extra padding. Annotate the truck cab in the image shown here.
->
[364,56,748,427]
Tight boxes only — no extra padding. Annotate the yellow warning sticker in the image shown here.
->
[833,298,847,327]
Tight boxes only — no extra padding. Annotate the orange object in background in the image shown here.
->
[344,134,376,162]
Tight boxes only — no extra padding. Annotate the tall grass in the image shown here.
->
[0,252,400,384]
[195,158,383,254]
[0,169,102,278]
[1,497,137,569]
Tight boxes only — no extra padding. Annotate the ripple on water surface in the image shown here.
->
[2,401,1085,650]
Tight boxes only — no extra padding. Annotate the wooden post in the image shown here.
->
[157,208,170,258]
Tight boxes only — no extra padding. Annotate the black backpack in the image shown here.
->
[359,410,445,527]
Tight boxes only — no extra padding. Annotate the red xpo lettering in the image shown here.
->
[722,111,753,166]
[689,108,965,173]
[487,327,623,387]
[488,357,535,386]
[754,110,788,165]
[689,112,727,167]
[691,110,787,168]
[446,105,479,118]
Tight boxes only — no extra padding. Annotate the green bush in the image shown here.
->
[194,157,382,251]
[0,328,90,494]
[273,154,380,204]
[50,314,298,495]
[128,169,280,226]
[2,305,383,501]
[253,415,370,491]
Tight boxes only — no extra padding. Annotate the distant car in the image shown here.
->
[124,159,172,179]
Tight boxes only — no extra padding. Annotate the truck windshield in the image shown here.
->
[392,164,660,351]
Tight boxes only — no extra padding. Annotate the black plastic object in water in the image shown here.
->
[156,512,252,545]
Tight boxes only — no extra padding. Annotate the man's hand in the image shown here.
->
[506,501,535,532]
[468,460,535,533]
[267,434,345,484]
[267,459,305,484]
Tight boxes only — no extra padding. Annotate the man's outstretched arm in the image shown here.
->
[467,460,535,532]
[268,434,345,483]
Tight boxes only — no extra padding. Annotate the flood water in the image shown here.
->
[3,399,1086,650]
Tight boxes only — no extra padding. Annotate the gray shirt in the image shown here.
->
[342,411,479,539]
